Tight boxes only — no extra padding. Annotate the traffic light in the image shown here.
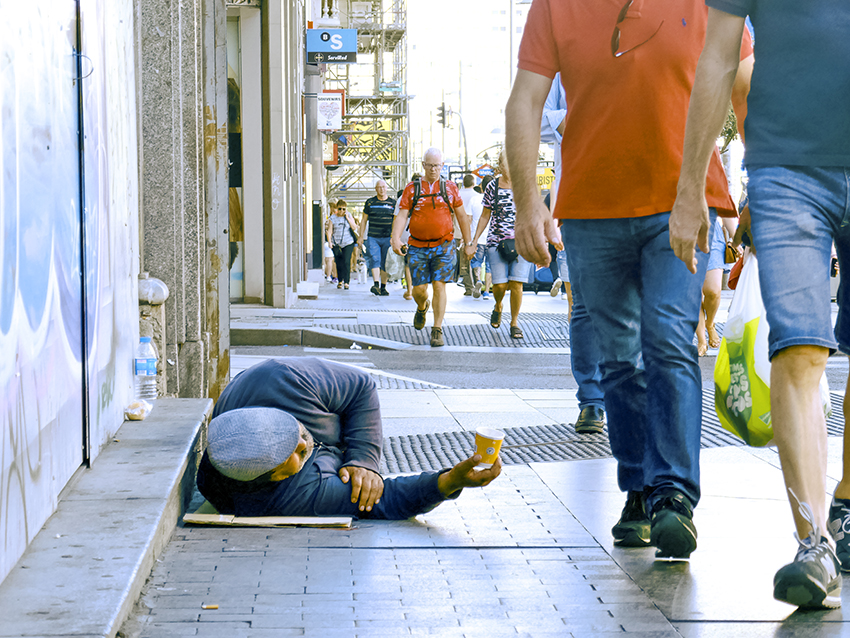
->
[437,103,446,127]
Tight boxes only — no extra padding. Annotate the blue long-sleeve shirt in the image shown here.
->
[541,74,567,199]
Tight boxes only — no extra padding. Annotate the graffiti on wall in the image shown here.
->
[0,0,139,584]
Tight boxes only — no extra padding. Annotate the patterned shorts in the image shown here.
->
[408,240,457,287]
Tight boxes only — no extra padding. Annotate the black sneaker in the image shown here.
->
[774,530,842,609]
[612,491,651,547]
[649,489,697,559]
[379,287,390,296]
[370,284,381,296]
[829,496,850,571]
[413,299,430,330]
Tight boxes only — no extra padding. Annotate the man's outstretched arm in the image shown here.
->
[670,8,747,273]
[506,69,562,266]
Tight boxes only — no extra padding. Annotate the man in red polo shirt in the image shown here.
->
[505,0,752,559]
[392,148,472,347]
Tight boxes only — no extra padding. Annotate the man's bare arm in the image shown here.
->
[391,209,409,255]
[670,9,747,273]
[506,69,561,266]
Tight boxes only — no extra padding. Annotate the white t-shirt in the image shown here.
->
[469,192,488,246]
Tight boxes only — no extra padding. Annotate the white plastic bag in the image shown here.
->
[714,253,831,446]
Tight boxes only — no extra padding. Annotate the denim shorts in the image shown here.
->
[408,240,457,287]
[748,165,850,358]
[487,245,532,285]
[365,236,392,271]
[706,217,728,272]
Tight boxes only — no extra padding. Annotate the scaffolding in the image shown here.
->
[323,0,409,207]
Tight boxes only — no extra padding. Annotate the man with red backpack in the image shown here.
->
[392,148,472,347]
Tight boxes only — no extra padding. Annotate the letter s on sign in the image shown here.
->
[330,34,343,50]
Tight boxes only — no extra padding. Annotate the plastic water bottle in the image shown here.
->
[134,337,158,402]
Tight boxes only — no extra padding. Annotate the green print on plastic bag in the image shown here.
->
[714,316,773,447]
[725,359,753,423]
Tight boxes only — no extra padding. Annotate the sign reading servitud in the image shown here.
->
[306,29,357,64]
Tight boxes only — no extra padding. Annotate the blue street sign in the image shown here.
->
[307,29,357,64]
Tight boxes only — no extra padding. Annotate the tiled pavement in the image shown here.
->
[117,278,850,637]
[122,466,681,638]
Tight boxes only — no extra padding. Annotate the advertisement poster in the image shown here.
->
[317,92,343,130]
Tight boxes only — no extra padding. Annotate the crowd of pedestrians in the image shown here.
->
[317,0,850,612]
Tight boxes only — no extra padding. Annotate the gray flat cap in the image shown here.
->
[207,407,300,481]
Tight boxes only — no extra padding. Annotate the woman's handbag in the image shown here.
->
[331,242,343,260]
[497,238,518,263]
[722,224,738,264]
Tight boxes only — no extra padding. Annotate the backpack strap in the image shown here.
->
[409,178,422,212]
[409,177,454,212]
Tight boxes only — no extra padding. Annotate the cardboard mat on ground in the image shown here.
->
[183,500,352,528]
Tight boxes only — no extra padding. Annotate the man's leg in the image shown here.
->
[748,165,845,608]
[561,225,605,433]
[562,219,645,497]
[458,240,473,294]
[639,212,711,559]
[772,346,830,535]
[431,281,447,328]
[430,240,457,330]
[408,246,432,329]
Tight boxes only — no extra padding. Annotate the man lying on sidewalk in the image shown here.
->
[197,357,501,519]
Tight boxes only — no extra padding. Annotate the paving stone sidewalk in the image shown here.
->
[119,466,679,638]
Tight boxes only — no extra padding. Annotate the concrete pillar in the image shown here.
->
[262,0,305,307]
[137,0,229,398]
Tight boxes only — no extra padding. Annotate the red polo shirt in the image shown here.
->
[518,0,753,220]
[399,179,463,247]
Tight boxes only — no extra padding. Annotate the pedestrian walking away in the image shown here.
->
[671,0,849,609]
[359,180,397,297]
[507,0,752,559]
[467,150,546,341]
[392,148,472,347]
[197,357,501,519]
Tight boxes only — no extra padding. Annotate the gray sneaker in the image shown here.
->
[828,495,850,571]
[473,281,483,299]
[775,498,842,608]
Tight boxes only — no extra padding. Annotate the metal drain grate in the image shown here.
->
[316,321,571,348]
[378,386,798,473]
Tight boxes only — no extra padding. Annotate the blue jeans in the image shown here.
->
[562,211,714,508]
[748,166,848,358]
[561,225,604,411]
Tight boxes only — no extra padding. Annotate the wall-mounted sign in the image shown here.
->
[306,29,357,64]
[317,92,343,130]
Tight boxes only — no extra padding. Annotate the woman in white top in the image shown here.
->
[325,199,359,289]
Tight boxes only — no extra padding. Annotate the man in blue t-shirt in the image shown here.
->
[196,357,501,519]
[358,180,397,296]
[671,1,850,610]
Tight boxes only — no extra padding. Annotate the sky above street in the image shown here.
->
[406,0,533,170]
